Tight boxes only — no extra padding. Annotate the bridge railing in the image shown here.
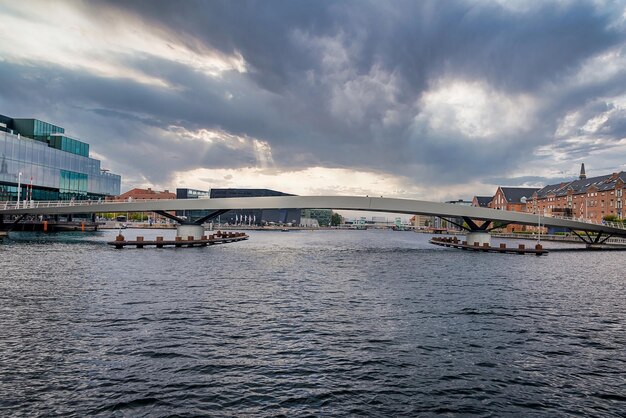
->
[547,214,626,230]
[1,198,172,211]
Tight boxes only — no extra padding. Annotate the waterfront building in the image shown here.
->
[116,188,175,201]
[471,196,492,208]
[475,187,539,233]
[528,164,625,223]
[410,214,430,228]
[0,113,120,202]
[489,187,539,211]
[114,188,176,222]
[176,188,302,225]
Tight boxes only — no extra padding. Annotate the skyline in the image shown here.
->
[1,0,626,201]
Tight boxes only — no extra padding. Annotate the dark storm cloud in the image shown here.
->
[93,0,621,93]
[0,61,273,182]
[85,0,626,176]
[2,0,626,191]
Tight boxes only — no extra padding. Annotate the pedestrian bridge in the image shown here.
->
[2,196,626,246]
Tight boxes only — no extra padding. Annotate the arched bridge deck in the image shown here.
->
[2,196,626,243]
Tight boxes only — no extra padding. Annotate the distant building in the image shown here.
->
[299,217,320,228]
[490,187,539,211]
[113,188,176,222]
[410,214,430,228]
[117,188,175,201]
[528,164,625,223]
[475,187,539,233]
[301,209,332,226]
[176,188,302,225]
[445,199,472,206]
[0,113,121,202]
[472,196,492,208]
[175,188,213,221]
[442,199,473,230]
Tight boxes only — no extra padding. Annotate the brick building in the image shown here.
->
[116,188,175,201]
[472,196,492,208]
[490,187,539,211]
[473,187,539,233]
[113,188,176,222]
[527,164,625,223]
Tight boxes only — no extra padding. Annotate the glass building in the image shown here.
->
[0,114,121,202]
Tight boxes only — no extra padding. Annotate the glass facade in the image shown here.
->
[12,118,65,142]
[48,135,89,157]
[0,116,121,202]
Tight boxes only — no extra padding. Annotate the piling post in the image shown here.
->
[114,234,125,249]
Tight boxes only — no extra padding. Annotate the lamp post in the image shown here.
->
[16,172,22,208]
[538,208,542,244]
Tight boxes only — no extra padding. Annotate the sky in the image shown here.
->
[1,0,626,203]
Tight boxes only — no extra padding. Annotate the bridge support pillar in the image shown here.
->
[466,231,491,247]
[176,224,205,240]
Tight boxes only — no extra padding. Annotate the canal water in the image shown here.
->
[1,229,624,417]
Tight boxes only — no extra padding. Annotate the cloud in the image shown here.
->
[1,0,626,200]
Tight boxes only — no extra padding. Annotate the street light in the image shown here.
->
[538,208,542,244]
[16,172,22,208]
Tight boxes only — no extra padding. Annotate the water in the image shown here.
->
[1,229,624,417]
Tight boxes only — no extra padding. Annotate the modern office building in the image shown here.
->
[176,188,302,225]
[0,114,121,202]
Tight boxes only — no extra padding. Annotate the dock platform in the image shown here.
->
[430,236,548,255]
[108,231,248,249]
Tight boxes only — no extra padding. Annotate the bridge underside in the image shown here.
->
[153,209,230,225]
[154,209,232,238]
[437,216,618,248]
[569,230,614,247]
[438,216,514,233]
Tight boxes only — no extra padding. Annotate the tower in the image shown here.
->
[579,163,586,180]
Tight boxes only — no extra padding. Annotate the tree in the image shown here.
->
[331,213,342,226]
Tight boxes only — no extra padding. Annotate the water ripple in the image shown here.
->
[1,230,624,416]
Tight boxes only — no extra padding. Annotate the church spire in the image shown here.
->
[579,163,586,180]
